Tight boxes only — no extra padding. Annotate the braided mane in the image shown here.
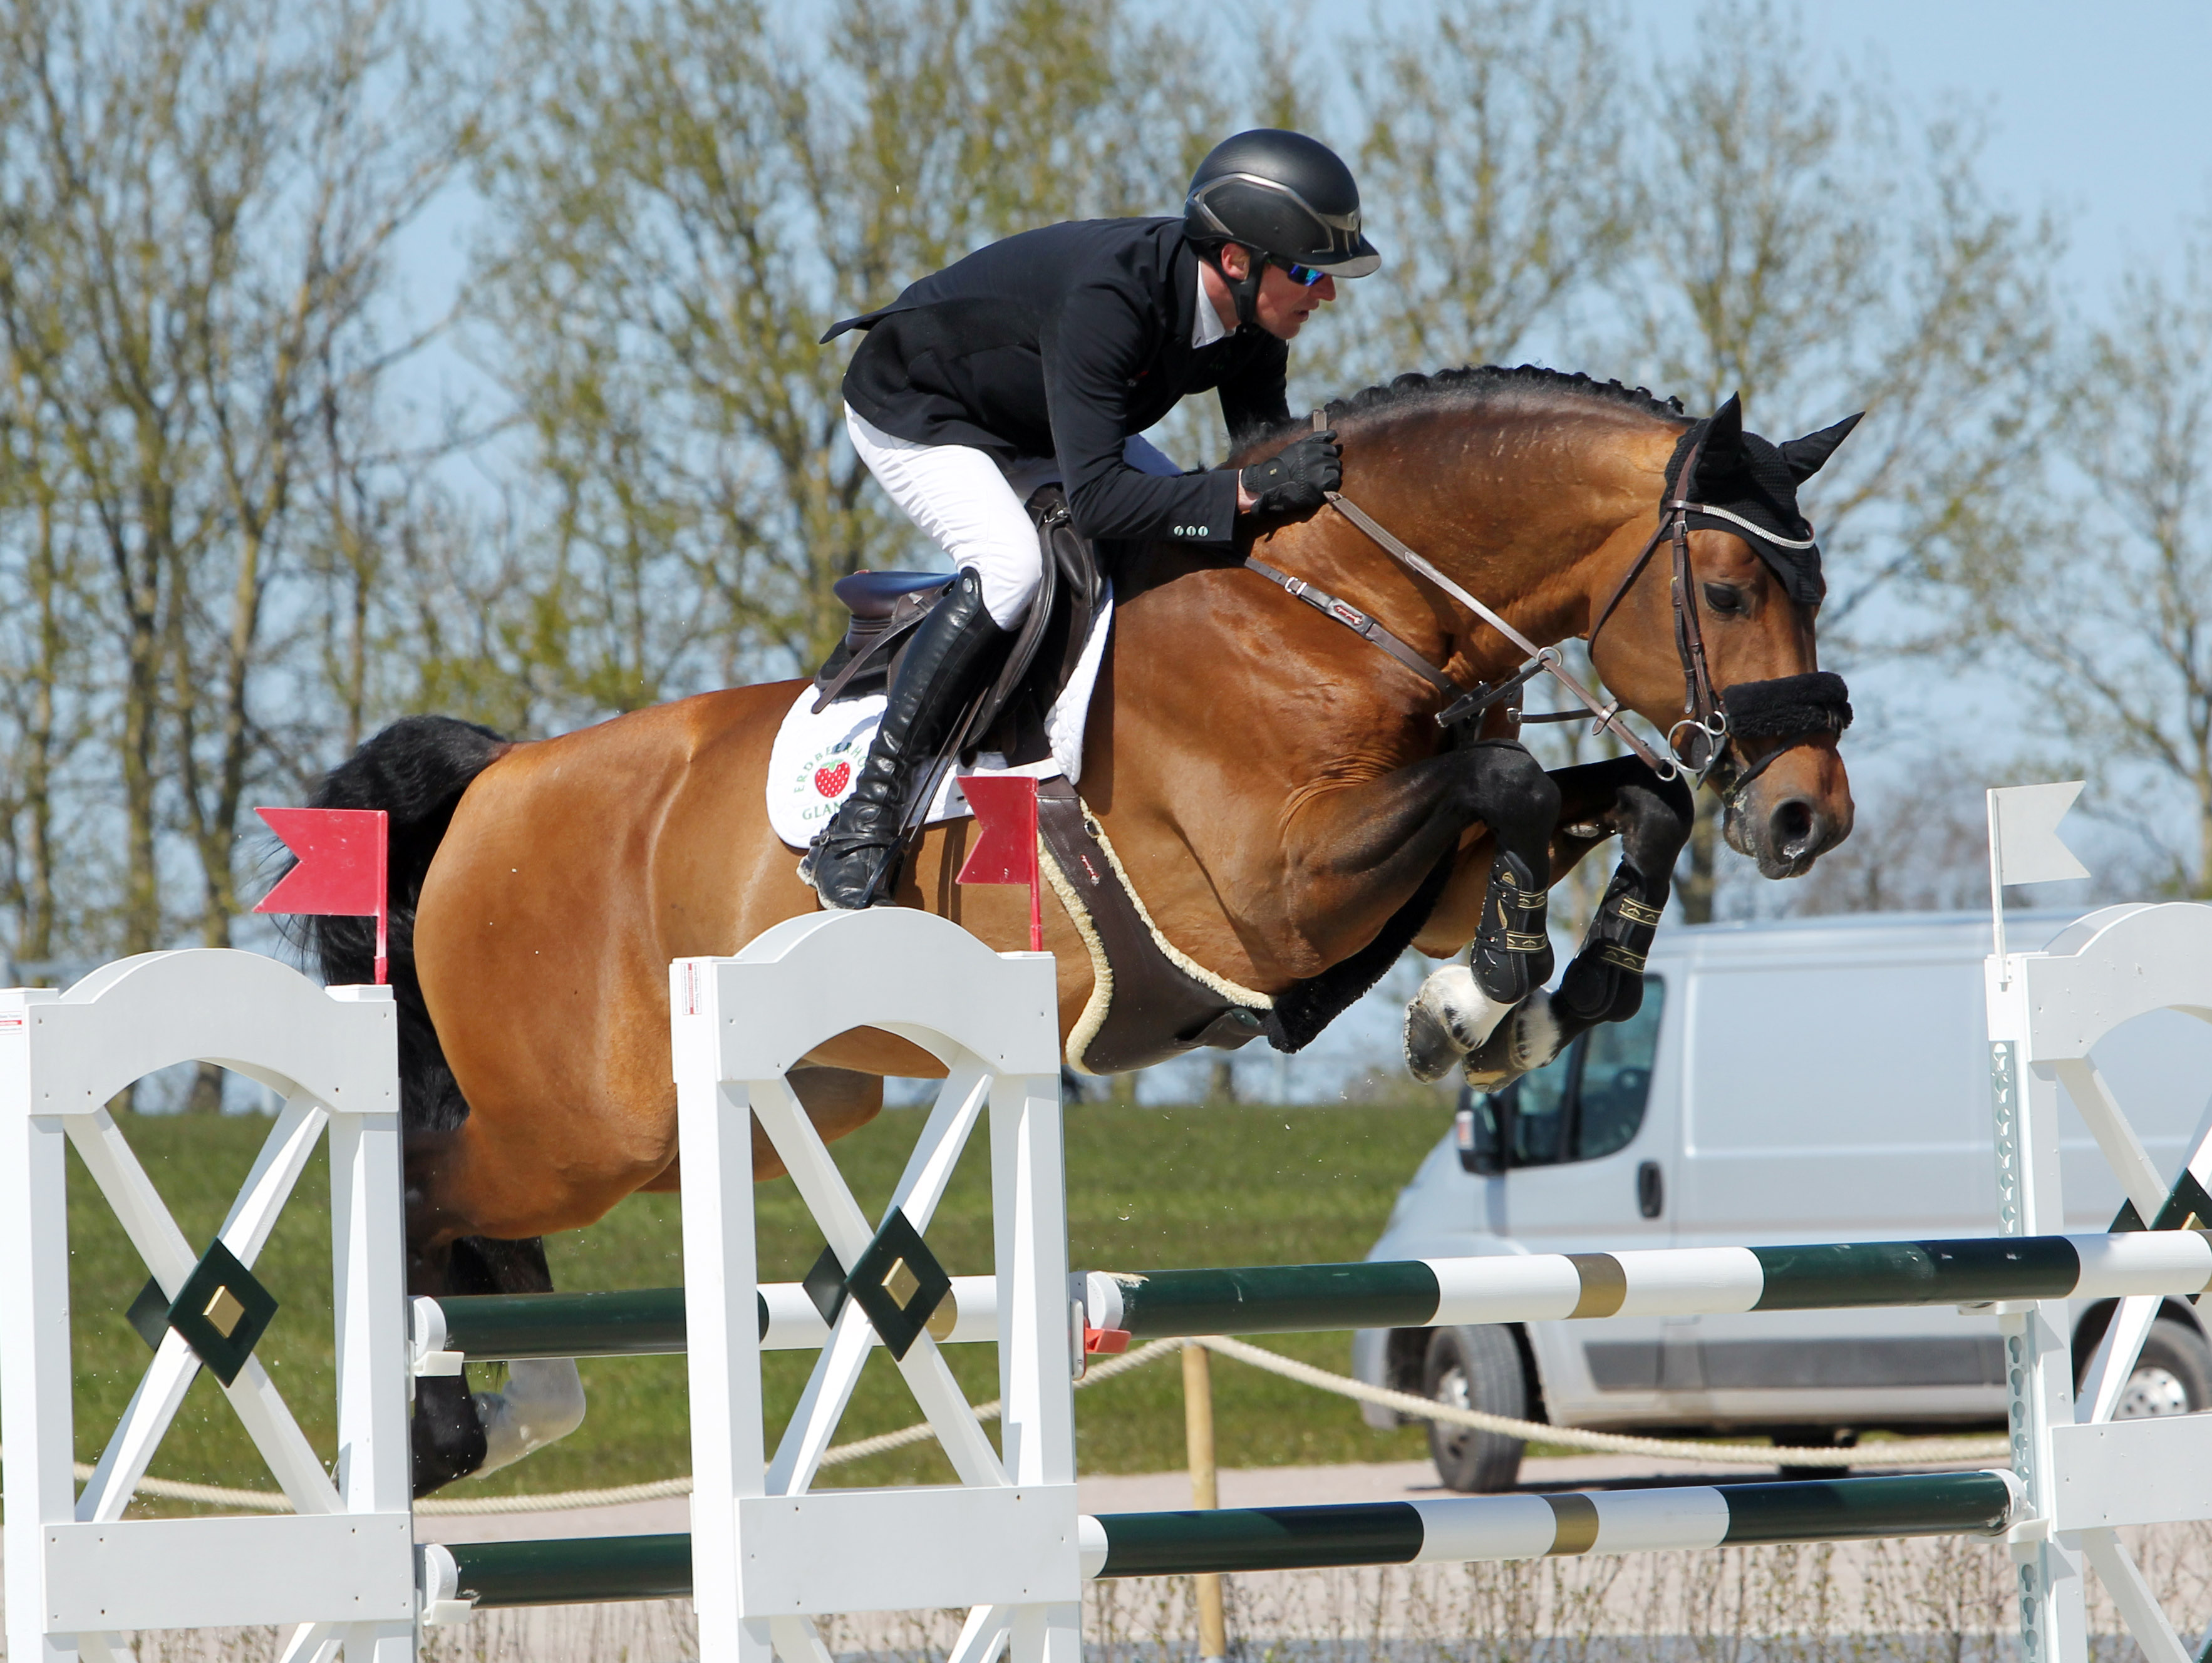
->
[1238,363,1687,456]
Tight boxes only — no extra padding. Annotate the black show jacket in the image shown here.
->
[823,218,1291,547]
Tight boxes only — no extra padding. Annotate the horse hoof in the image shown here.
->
[1403,965,1516,1081]
[411,1373,489,1498]
[1461,989,1564,1091]
[1403,999,1459,1083]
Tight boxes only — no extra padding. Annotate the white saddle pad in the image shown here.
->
[767,589,1113,850]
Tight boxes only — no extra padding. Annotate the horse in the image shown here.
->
[294,366,1858,1493]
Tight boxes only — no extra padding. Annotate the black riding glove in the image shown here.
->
[1240,430,1341,516]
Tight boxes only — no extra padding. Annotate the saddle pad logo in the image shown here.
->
[792,738,864,828]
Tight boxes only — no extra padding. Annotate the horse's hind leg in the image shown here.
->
[1464,756,1694,1089]
[411,1233,586,1496]
[1403,740,1561,1080]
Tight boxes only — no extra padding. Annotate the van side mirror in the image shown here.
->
[1455,1088,1510,1175]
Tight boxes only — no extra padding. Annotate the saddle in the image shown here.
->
[810,483,1107,768]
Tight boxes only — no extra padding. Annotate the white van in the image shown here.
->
[1350,908,2212,1491]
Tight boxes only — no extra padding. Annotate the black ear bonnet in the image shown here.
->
[1664,398,1863,608]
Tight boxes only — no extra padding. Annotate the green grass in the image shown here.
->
[52,1100,1453,1512]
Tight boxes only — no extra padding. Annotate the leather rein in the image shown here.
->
[1241,412,1829,798]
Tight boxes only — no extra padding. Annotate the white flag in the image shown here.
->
[1988,781,2090,887]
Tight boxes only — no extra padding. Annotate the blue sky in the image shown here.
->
[1781,0,2210,293]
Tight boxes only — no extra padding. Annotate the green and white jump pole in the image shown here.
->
[426,1470,2020,1614]
[418,1226,2212,1362]
[1083,1231,2212,1341]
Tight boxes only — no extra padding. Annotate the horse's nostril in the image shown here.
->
[1769,797,1819,857]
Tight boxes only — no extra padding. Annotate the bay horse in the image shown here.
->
[295,368,1857,1492]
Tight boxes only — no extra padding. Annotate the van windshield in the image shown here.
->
[1577,992,1663,1160]
[1481,979,1665,1169]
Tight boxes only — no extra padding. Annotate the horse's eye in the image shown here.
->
[1703,582,1748,615]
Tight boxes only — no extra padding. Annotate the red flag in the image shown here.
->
[254,807,390,985]
[954,776,1043,952]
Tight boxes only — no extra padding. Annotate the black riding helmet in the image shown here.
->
[1184,129,1381,326]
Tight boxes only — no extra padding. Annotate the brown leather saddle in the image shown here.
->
[810,484,1106,768]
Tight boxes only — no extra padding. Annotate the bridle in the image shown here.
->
[1241,413,1849,800]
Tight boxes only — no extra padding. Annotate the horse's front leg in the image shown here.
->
[1460,756,1694,1089]
[1397,739,1563,1081]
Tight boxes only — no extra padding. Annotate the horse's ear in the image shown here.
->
[1698,393,1745,476]
[1779,412,1864,482]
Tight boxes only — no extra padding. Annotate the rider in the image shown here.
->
[806,128,1382,910]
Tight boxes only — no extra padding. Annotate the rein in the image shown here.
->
[1242,412,1849,795]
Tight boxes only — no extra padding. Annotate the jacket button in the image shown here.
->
[1198,526,1209,536]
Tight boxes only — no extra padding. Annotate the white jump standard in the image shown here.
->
[0,950,411,1663]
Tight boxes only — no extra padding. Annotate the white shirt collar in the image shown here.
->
[1192,263,1231,348]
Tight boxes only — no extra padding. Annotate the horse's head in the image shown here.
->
[1587,394,1860,878]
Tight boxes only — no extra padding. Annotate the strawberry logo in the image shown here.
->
[814,761,851,798]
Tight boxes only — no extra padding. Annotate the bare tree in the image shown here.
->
[1615,2,2057,920]
[1351,0,1640,377]
[0,376,97,979]
[461,0,1224,729]
[1916,238,2212,897]
[0,0,478,1101]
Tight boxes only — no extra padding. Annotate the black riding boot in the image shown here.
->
[805,570,1010,910]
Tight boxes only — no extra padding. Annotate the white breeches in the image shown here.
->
[845,404,1180,629]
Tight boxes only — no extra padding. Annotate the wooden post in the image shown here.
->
[1181,1341,1229,1662]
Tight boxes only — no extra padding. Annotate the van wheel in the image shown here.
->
[1423,1326,1526,1493]
[2111,1319,2212,1417]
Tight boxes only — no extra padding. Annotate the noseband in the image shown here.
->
[1241,413,1851,800]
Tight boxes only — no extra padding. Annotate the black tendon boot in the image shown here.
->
[1469,849,1553,1005]
[1556,865,1667,1027]
[804,570,1010,910]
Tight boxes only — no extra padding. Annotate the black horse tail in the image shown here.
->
[277,715,509,1136]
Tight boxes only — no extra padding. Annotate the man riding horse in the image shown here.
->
[807,128,1375,910]
[287,127,1863,1498]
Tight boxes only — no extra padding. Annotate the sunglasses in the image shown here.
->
[1274,259,1328,287]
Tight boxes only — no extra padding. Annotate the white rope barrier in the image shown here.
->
[48,1330,2007,1515]
[1191,1335,2010,1468]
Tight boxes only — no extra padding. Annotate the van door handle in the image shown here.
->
[1637,1161,1664,1219]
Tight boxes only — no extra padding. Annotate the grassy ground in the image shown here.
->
[49,1099,1454,1511]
